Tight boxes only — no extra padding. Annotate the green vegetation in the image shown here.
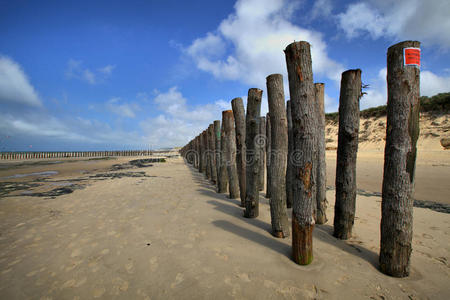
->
[325,92,450,122]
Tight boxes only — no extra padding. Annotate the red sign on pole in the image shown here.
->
[404,47,420,67]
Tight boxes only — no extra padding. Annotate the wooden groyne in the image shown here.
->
[0,150,153,160]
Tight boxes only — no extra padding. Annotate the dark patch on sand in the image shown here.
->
[21,184,85,198]
[413,199,450,214]
[89,171,155,179]
[0,182,41,196]
[109,158,165,171]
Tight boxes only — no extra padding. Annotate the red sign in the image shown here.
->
[404,47,420,67]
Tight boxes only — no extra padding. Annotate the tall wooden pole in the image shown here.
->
[244,88,262,218]
[258,116,266,191]
[208,124,217,184]
[196,135,201,170]
[265,113,271,199]
[205,127,211,180]
[380,41,420,277]
[218,115,229,193]
[315,83,327,224]
[286,100,294,209]
[199,131,206,174]
[231,97,246,207]
[285,41,316,265]
[267,73,290,238]
[223,110,240,199]
[214,120,221,186]
[333,69,361,240]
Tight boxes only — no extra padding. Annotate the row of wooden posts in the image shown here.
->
[180,40,420,278]
[0,150,153,160]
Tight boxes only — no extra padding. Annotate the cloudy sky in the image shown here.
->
[1,0,449,151]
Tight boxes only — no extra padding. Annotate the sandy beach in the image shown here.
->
[0,152,449,299]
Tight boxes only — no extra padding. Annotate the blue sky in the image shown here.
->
[1,0,449,151]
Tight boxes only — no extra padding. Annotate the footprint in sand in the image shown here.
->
[125,261,134,274]
[61,279,76,289]
[26,270,38,277]
[170,273,184,288]
[422,233,433,239]
[236,273,251,282]
[112,277,129,294]
[74,277,87,288]
[149,257,158,272]
[70,249,81,258]
[93,286,106,298]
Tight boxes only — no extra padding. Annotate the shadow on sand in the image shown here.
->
[184,159,380,269]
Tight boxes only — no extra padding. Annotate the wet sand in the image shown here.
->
[0,154,449,299]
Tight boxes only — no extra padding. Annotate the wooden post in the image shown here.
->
[200,131,206,174]
[333,69,361,240]
[196,135,201,170]
[285,41,316,265]
[214,120,221,185]
[231,97,246,207]
[258,116,266,191]
[265,113,271,199]
[315,83,327,224]
[267,73,290,238]
[205,128,211,179]
[286,100,294,209]
[244,88,262,218]
[208,124,217,184]
[380,41,420,277]
[218,116,229,193]
[223,110,240,199]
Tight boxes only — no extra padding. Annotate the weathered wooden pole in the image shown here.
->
[244,88,262,218]
[196,135,201,170]
[380,41,421,277]
[265,113,271,199]
[258,116,266,191]
[205,128,211,180]
[285,41,316,265]
[199,131,206,173]
[214,120,221,184]
[267,73,290,238]
[286,100,294,209]
[218,116,229,193]
[223,110,240,199]
[208,124,217,184]
[231,97,246,207]
[315,83,327,224]
[333,69,361,240]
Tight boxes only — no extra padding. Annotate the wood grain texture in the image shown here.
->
[244,88,262,218]
[333,69,361,240]
[380,41,420,277]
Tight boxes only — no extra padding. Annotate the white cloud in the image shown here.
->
[357,67,450,110]
[337,0,450,49]
[140,87,230,148]
[106,97,140,118]
[310,0,333,20]
[185,0,344,89]
[0,55,42,107]
[66,59,115,84]
[421,71,450,96]
[98,64,116,75]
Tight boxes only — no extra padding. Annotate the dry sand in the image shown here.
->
[0,154,449,299]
